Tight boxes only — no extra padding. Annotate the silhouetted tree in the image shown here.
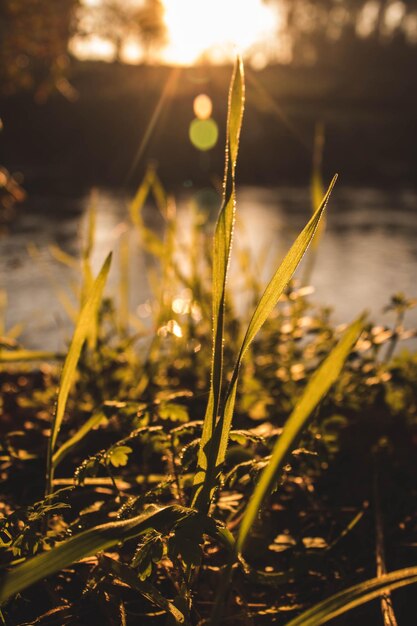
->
[74,0,167,63]
[0,0,79,98]
[263,0,417,65]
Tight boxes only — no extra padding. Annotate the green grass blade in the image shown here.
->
[52,412,106,469]
[311,122,326,251]
[285,567,417,626]
[237,314,363,553]
[194,176,337,509]
[0,505,192,605]
[48,244,79,271]
[192,56,245,510]
[0,350,64,363]
[49,252,112,455]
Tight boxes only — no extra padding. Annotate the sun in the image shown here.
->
[161,0,278,65]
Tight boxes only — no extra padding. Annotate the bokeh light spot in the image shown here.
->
[189,118,218,151]
[193,94,212,120]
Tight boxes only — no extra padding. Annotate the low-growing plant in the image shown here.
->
[1,58,417,626]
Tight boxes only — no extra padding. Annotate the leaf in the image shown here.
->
[229,430,265,445]
[49,253,112,455]
[100,555,185,624]
[107,445,133,468]
[158,403,189,423]
[192,56,245,509]
[237,315,364,553]
[193,175,337,510]
[0,505,193,604]
[285,567,417,626]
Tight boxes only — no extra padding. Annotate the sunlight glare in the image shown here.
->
[193,94,212,120]
[162,0,278,65]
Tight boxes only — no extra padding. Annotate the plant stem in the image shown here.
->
[373,451,398,626]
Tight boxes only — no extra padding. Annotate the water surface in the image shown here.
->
[1,186,416,350]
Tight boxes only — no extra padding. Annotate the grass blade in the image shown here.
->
[192,56,245,510]
[0,505,192,605]
[48,253,112,459]
[52,412,106,468]
[0,350,64,363]
[285,567,417,626]
[194,176,337,510]
[237,314,363,553]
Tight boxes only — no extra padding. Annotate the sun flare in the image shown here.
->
[161,0,278,65]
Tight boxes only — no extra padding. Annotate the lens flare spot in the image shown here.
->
[189,118,218,151]
[193,94,213,120]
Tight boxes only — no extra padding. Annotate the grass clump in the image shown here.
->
[0,59,417,626]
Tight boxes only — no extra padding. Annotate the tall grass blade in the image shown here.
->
[119,231,130,334]
[303,122,326,285]
[311,122,326,251]
[0,505,192,605]
[285,567,417,626]
[192,56,245,509]
[194,176,337,510]
[48,253,112,458]
[0,290,6,336]
[52,412,106,468]
[48,244,79,271]
[237,314,363,553]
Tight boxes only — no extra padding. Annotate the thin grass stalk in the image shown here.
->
[45,253,112,496]
[192,57,245,511]
[237,314,364,553]
[373,450,399,626]
[194,177,337,512]
[284,568,417,626]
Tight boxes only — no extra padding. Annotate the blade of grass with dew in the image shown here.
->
[47,252,112,487]
[237,314,363,553]
[0,505,192,605]
[192,56,245,509]
[0,350,64,363]
[194,176,337,510]
[284,567,417,626]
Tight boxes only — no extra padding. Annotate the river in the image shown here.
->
[1,185,416,351]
